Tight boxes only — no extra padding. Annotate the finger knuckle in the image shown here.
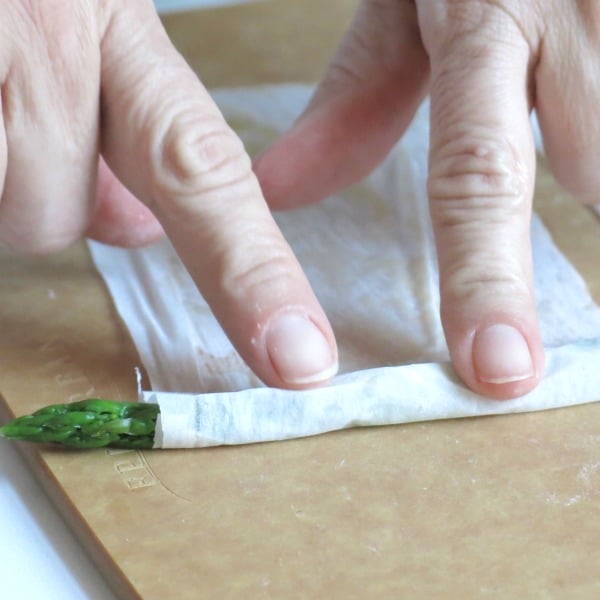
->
[428,136,528,219]
[432,209,532,312]
[150,111,251,208]
[441,257,530,308]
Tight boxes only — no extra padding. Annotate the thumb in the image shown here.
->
[86,157,165,248]
[419,3,543,398]
[255,0,428,210]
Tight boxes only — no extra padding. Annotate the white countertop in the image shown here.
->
[0,439,116,600]
[0,2,249,599]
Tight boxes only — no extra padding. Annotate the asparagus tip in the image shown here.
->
[0,400,159,449]
[0,424,16,440]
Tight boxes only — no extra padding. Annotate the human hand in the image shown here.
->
[0,0,338,389]
[254,0,598,399]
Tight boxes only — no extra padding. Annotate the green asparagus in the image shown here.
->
[0,399,160,449]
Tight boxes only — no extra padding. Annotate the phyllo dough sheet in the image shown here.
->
[88,85,600,448]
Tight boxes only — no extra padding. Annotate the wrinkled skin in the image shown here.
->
[256,0,600,398]
[1,1,597,398]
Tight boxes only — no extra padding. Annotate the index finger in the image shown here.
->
[98,0,338,388]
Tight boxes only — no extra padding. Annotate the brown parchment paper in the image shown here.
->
[1,1,600,597]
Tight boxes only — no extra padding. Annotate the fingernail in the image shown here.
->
[266,313,338,385]
[473,324,534,384]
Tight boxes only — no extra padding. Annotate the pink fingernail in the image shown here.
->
[473,324,534,384]
[266,313,338,385]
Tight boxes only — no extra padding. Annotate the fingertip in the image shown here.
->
[473,323,535,383]
[263,310,339,388]
[449,320,544,400]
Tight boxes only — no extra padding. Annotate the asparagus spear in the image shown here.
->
[0,399,159,449]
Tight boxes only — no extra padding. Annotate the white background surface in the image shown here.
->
[0,2,245,599]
